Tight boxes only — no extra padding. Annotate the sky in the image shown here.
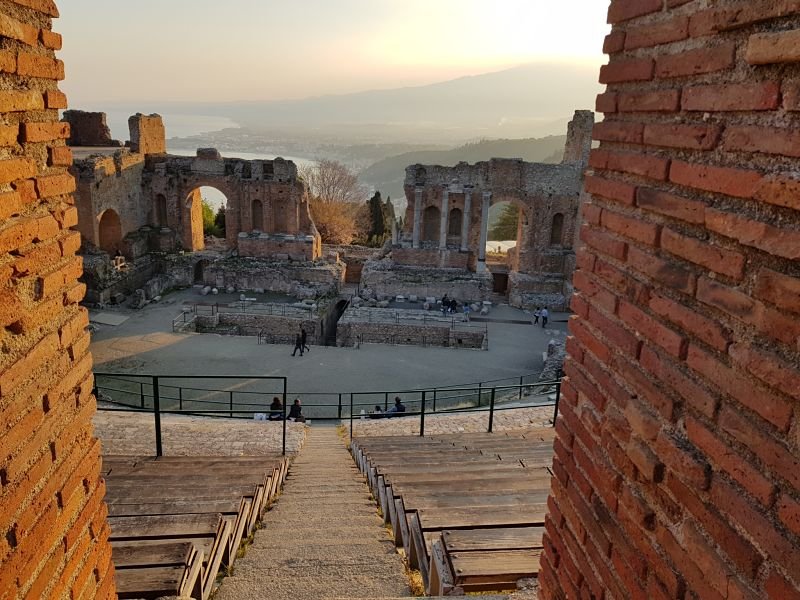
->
[57,0,610,105]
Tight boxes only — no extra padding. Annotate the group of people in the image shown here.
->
[533,306,549,328]
[268,397,305,422]
[369,397,406,418]
[291,327,310,357]
[440,294,459,315]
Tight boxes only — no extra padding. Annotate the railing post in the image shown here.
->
[553,368,563,427]
[432,388,437,413]
[153,376,163,457]
[477,382,482,407]
[338,393,342,420]
[229,391,234,418]
[384,392,389,412]
[349,393,354,440]
[488,387,496,433]
[519,375,524,400]
[282,380,287,456]
[178,386,183,411]
[420,391,426,437]
[139,381,145,409]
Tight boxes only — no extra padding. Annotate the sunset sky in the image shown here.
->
[58,0,610,105]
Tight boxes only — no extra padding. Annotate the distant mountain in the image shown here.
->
[360,135,568,207]
[102,63,600,144]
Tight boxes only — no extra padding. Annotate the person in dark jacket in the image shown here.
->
[288,398,305,422]
[301,327,310,353]
[268,397,283,421]
[387,396,406,417]
[291,333,303,356]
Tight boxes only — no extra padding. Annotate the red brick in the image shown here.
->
[45,89,67,109]
[48,146,72,167]
[682,82,780,111]
[0,190,23,221]
[765,571,800,600]
[784,81,800,111]
[755,175,800,211]
[580,202,602,226]
[656,525,726,600]
[0,13,38,46]
[635,187,704,224]
[729,342,800,402]
[603,30,626,55]
[580,226,627,261]
[620,485,655,530]
[626,438,664,483]
[618,90,681,112]
[39,28,62,50]
[0,157,36,183]
[22,122,70,144]
[656,429,710,489]
[688,344,793,431]
[710,477,800,578]
[643,123,721,151]
[619,300,686,357]
[0,124,19,147]
[649,293,731,352]
[723,125,800,158]
[660,228,746,280]
[9,0,59,16]
[640,345,718,418]
[584,174,636,206]
[670,161,762,198]
[627,246,696,295]
[607,0,661,23]
[776,494,800,537]
[625,15,689,50]
[595,92,617,113]
[624,399,661,441]
[756,304,800,349]
[16,53,65,79]
[593,121,644,144]
[691,2,800,35]
[753,268,800,315]
[35,172,76,198]
[746,29,800,65]
[604,151,670,181]
[601,210,660,246]
[655,43,736,78]
[599,58,654,84]
[705,207,800,260]
[572,270,618,314]
[586,304,642,358]
[0,49,15,74]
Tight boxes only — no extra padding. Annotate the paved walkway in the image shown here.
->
[214,425,411,599]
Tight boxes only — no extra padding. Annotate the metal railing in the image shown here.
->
[171,311,197,332]
[188,301,317,318]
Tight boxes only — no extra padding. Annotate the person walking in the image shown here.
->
[533,307,541,325]
[301,327,310,353]
[291,333,304,356]
[541,306,549,328]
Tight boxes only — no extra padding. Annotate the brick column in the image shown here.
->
[439,188,449,249]
[412,186,422,248]
[460,187,472,251]
[477,191,490,272]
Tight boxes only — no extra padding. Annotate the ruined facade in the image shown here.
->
[394,110,594,310]
[0,1,115,598]
[541,3,800,599]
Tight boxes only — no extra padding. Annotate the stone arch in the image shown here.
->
[448,208,462,237]
[550,212,564,245]
[422,205,440,242]
[155,193,167,227]
[194,258,210,284]
[98,209,122,254]
[252,199,264,231]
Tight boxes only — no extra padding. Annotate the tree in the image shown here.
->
[364,191,389,247]
[214,206,226,237]
[201,199,223,237]
[302,159,370,244]
[489,204,519,241]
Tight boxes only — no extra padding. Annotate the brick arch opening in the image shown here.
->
[98,208,122,253]
[448,207,462,237]
[549,212,564,246]
[422,205,440,242]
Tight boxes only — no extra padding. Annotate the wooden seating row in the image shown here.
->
[103,455,289,599]
[351,430,554,595]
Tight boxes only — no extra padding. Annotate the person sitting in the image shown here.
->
[268,397,283,421]
[386,396,406,417]
[369,405,384,419]
[288,398,305,422]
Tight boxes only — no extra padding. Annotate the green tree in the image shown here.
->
[489,204,519,241]
[214,205,226,237]
[201,199,223,237]
[365,190,389,246]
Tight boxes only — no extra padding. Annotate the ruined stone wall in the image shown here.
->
[541,3,800,599]
[128,113,165,155]
[361,261,492,302]
[336,321,484,349]
[392,247,470,269]
[0,1,114,598]
[62,110,118,147]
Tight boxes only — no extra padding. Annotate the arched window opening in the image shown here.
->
[422,206,440,242]
[448,208,462,236]
[98,209,122,254]
[550,213,565,246]
[155,194,167,227]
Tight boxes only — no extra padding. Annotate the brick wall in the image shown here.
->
[0,1,115,599]
[541,2,800,599]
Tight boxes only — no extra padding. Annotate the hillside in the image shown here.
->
[360,135,567,206]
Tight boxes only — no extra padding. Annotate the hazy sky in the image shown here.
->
[58,1,609,105]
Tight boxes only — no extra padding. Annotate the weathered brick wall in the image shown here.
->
[0,1,114,599]
[541,2,800,599]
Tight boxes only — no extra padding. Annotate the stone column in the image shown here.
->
[461,188,472,251]
[477,191,491,272]
[412,187,422,248]
[439,188,449,249]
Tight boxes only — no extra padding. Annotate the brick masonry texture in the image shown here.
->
[540,2,800,599]
[0,1,115,599]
